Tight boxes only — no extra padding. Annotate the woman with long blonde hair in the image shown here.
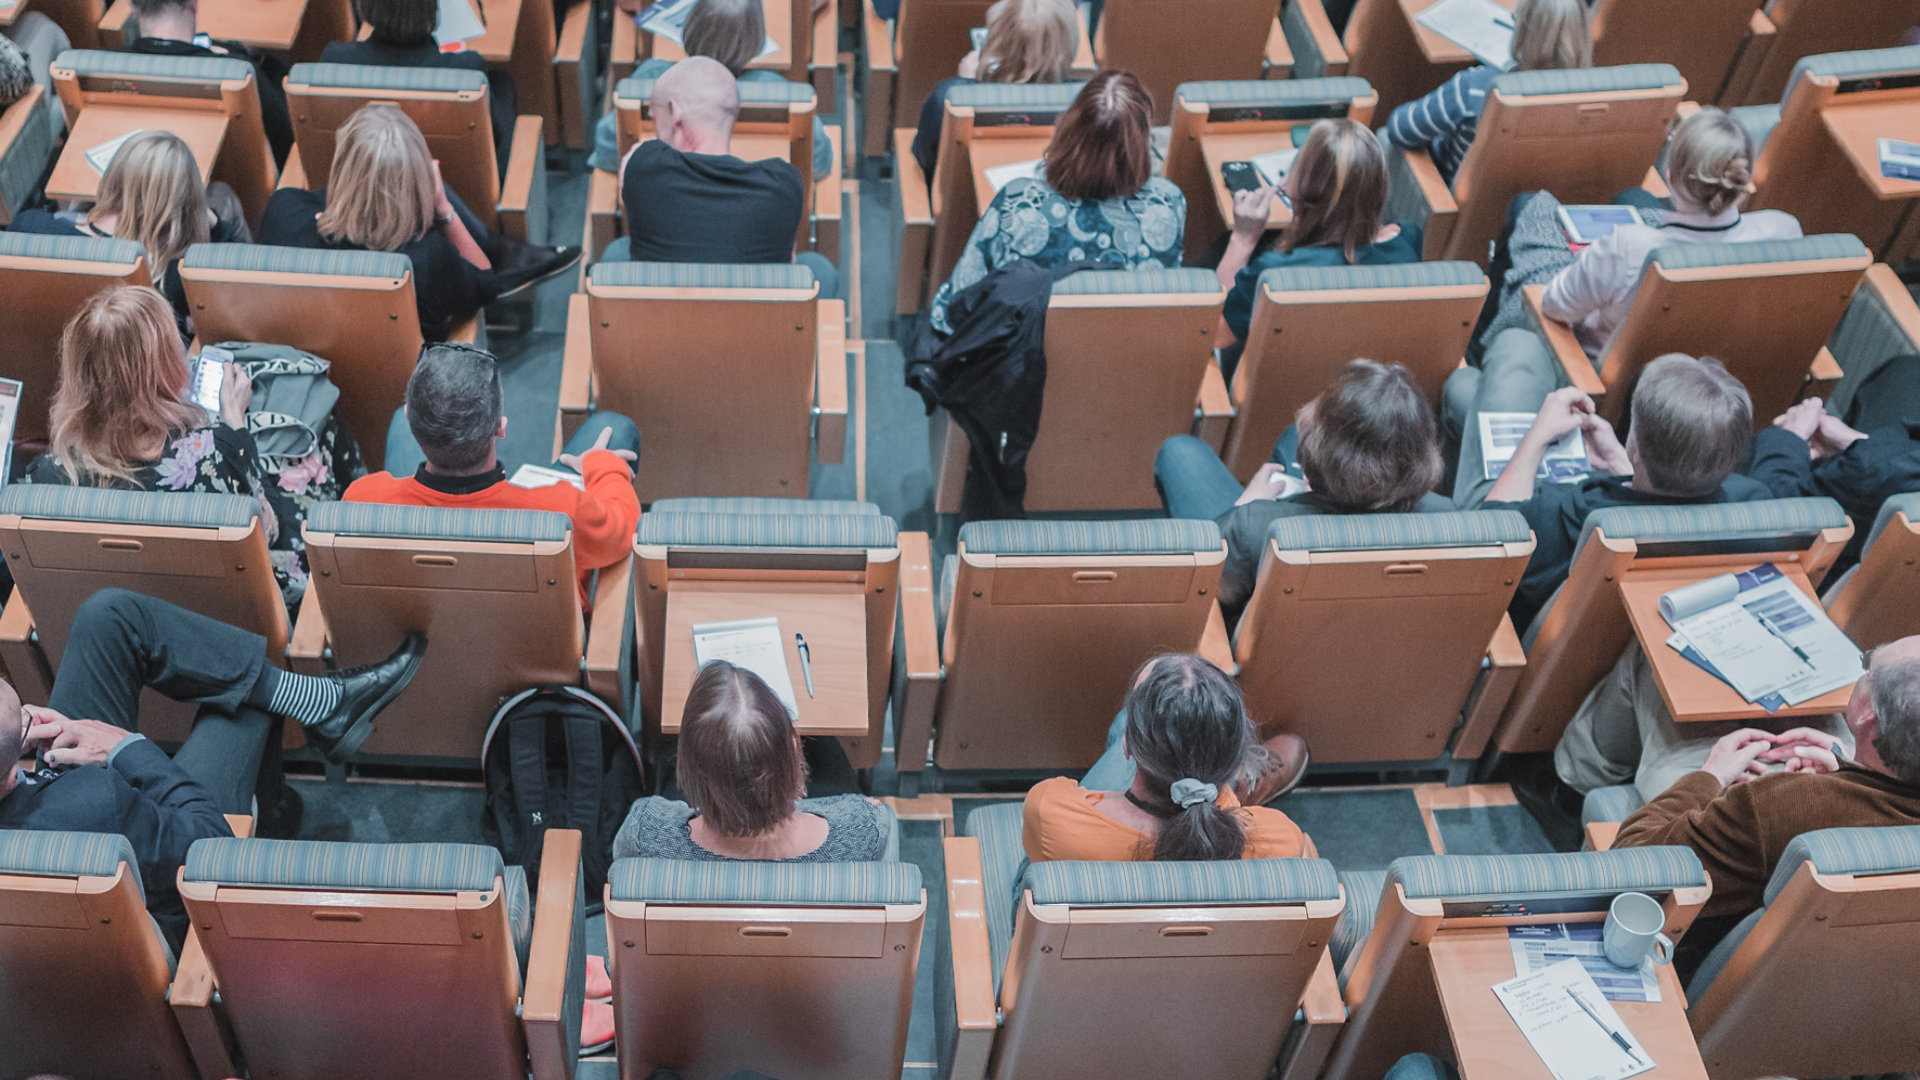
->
[909,0,1079,180]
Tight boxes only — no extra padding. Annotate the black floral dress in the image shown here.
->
[22,422,362,609]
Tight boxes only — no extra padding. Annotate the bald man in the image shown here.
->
[617,55,835,294]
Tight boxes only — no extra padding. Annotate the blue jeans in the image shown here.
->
[597,237,840,301]
[383,409,641,478]
[1153,429,1301,521]
[1080,709,1135,791]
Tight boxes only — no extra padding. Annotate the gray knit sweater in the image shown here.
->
[611,794,891,863]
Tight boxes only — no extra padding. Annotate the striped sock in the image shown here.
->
[264,669,342,726]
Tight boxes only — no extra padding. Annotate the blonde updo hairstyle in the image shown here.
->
[1664,107,1755,218]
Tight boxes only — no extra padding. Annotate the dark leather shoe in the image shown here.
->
[493,241,581,298]
[301,633,426,764]
[1232,732,1311,806]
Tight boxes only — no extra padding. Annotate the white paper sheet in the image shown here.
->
[1492,959,1654,1080]
[433,0,487,47]
[0,378,20,488]
[1251,147,1299,188]
[85,130,144,176]
[1478,411,1590,483]
[508,463,586,490]
[691,616,799,717]
[1508,924,1661,1003]
[1415,0,1515,70]
[1661,564,1863,705]
[984,158,1044,192]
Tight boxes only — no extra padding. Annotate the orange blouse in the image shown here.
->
[1021,776,1316,863]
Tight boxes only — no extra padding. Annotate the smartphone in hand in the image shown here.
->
[1221,160,1264,194]
[189,346,232,414]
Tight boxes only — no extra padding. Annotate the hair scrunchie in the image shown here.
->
[1169,778,1219,809]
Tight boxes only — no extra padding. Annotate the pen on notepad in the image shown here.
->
[1566,987,1642,1066]
[795,633,815,698]
[1492,12,1514,27]
[1753,609,1813,664]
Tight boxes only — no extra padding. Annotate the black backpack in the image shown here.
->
[480,685,646,905]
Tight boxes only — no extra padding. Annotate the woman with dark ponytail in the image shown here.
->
[1022,654,1314,863]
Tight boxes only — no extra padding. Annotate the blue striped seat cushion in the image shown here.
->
[614,75,813,105]
[181,243,411,280]
[1763,825,1920,906]
[1729,104,1781,151]
[306,502,571,543]
[962,802,1026,993]
[648,497,881,516]
[1176,77,1372,109]
[1257,260,1485,295]
[1490,63,1683,97]
[504,863,532,970]
[1582,786,1646,826]
[1650,233,1868,272]
[946,82,1084,112]
[1268,509,1531,552]
[1788,46,1920,103]
[184,837,506,893]
[0,486,257,528]
[636,511,898,548]
[1330,868,1387,987]
[1576,497,1848,556]
[56,47,251,83]
[1022,857,1340,906]
[1863,492,1920,555]
[607,859,922,905]
[289,62,484,92]
[0,830,140,893]
[1387,848,1706,900]
[1052,267,1218,296]
[960,518,1221,556]
[0,230,143,265]
[588,260,816,291]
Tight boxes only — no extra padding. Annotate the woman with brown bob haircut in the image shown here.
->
[928,70,1185,334]
[1215,118,1422,350]
[1154,358,1452,621]
[612,660,893,861]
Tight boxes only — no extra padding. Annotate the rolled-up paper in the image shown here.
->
[1660,573,1739,624]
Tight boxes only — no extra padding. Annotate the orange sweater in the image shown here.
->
[343,453,641,599]
[1021,776,1316,863]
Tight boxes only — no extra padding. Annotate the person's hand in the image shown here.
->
[1772,397,1826,444]
[21,706,133,768]
[430,160,455,221]
[1230,185,1277,244]
[1756,727,1846,775]
[1234,463,1298,506]
[1580,413,1633,475]
[1700,728,1779,787]
[218,361,251,429]
[558,426,638,472]
[1527,387,1597,446]
[957,48,980,78]
[1811,413,1869,460]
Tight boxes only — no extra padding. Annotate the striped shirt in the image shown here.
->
[1384,65,1500,181]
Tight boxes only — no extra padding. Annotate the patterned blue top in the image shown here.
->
[1384,65,1499,181]
[929,175,1187,333]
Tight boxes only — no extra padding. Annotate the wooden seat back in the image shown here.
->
[1827,493,1920,652]
[0,231,149,446]
[926,82,1081,300]
[1094,0,1280,125]
[1590,0,1760,104]
[1725,0,1919,106]
[887,0,998,132]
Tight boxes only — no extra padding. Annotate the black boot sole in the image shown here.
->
[495,251,583,300]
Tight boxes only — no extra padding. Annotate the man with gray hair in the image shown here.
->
[1613,636,1920,927]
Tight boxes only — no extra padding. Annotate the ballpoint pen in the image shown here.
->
[795,633,815,698]
[1566,987,1643,1066]
[1753,609,1813,664]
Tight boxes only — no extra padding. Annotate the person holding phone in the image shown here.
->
[907,0,1078,184]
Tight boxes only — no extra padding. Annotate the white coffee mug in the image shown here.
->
[1604,891,1674,969]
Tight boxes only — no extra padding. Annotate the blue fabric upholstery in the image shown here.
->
[184,838,506,893]
[55,47,251,84]
[1257,259,1485,295]
[607,859,923,905]
[1786,46,1920,104]
[1052,267,1219,296]
[647,497,881,516]
[1762,825,1920,906]
[1574,497,1850,561]
[1021,857,1340,907]
[1176,77,1373,109]
[636,512,899,549]
[0,229,143,265]
[0,485,257,528]
[946,82,1084,112]
[1649,233,1869,272]
[1268,509,1532,553]
[504,863,531,974]
[1388,848,1707,900]
[1582,786,1646,826]
[615,75,814,105]
[959,518,1221,556]
[1489,64,1683,97]
[289,62,484,92]
[588,260,816,291]
[306,502,571,543]
[1330,869,1387,988]
[0,830,140,896]
[181,242,411,280]
[1729,104,1782,151]
[0,90,55,223]
[962,802,1026,993]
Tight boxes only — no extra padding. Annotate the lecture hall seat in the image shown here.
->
[1720,0,1920,107]
[860,0,996,158]
[1827,493,1920,653]
[1092,0,1293,125]
[0,84,55,226]
[0,231,149,447]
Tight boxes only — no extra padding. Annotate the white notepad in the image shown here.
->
[85,130,143,176]
[984,158,1044,192]
[1250,147,1299,188]
[1492,959,1653,1080]
[433,0,486,46]
[507,463,585,490]
[1415,0,1515,70]
[0,378,20,488]
[691,616,800,718]
[1478,411,1589,483]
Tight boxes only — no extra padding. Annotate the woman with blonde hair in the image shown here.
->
[259,103,573,339]
[7,131,244,336]
[910,0,1078,180]
[1214,117,1422,351]
[1385,0,1592,181]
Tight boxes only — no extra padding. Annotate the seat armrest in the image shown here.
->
[1807,346,1843,400]
[1585,822,1620,851]
[1280,0,1347,78]
[1718,9,1775,108]
[554,0,595,149]
[98,0,133,46]
[169,927,240,1080]
[895,129,935,314]
[497,115,548,244]
[860,0,895,157]
[810,0,838,111]
[1277,952,1346,1080]
[0,589,50,705]
[585,553,634,706]
[288,587,331,675]
[1521,285,1605,396]
[224,815,254,838]
[523,828,585,1080]
[1263,16,1293,78]
[585,168,621,266]
[1194,359,1234,451]
[1199,600,1236,677]
[814,299,849,464]
[1381,144,1456,259]
[559,292,594,446]
[942,836,998,1080]
[1453,613,1525,762]
[812,123,844,259]
[278,149,309,191]
[894,531,942,776]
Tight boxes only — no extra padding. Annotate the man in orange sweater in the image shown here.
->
[345,343,642,597]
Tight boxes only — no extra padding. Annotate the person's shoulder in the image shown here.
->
[1720,473,1774,501]
[6,208,83,237]
[1139,176,1185,205]
[633,57,675,78]
[1024,775,1091,812]
[1742,209,1802,238]
[1239,804,1309,856]
[341,471,419,504]
[261,185,325,229]
[1415,492,1458,512]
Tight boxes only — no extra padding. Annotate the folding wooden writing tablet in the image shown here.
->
[1617,562,1855,725]
[1820,99,1920,201]
[46,106,227,201]
[968,132,1055,220]
[1399,0,1515,65]
[1200,130,1298,230]
[649,0,795,73]
[660,579,870,737]
[1430,926,1707,1080]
